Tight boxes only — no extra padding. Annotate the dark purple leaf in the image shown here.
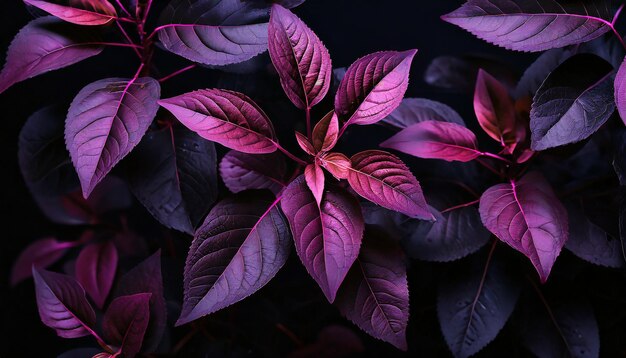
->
[11,237,75,285]
[514,47,576,99]
[335,50,416,126]
[157,0,269,66]
[268,4,331,110]
[615,57,626,126]
[304,163,325,206]
[127,125,218,234]
[24,0,117,26]
[75,241,118,308]
[0,17,103,94]
[381,98,465,129]
[424,55,517,93]
[312,111,339,153]
[335,226,409,350]
[178,193,291,325]
[113,251,166,352]
[32,269,97,338]
[65,77,161,198]
[442,0,613,52]
[319,152,350,180]
[281,176,364,302]
[531,54,614,151]
[58,348,103,358]
[250,0,305,8]
[347,150,433,220]
[438,246,521,358]
[381,121,481,163]
[220,150,287,194]
[479,172,568,282]
[103,293,151,358]
[159,89,277,154]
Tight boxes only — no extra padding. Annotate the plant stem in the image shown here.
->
[115,0,133,18]
[274,142,308,166]
[476,158,501,177]
[96,42,143,49]
[305,107,312,139]
[527,276,573,353]
[158,64,197,83]
[609,4,626,50]
[441,199,480,214]
[116,21,142,59]
[480,151,511,164]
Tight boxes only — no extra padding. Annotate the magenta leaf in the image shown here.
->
[75,241,118,309]
[113,251,166,352]
[347,150,433,220]
[442,0,613,52]
[11,237,75,285]
[127,125,218,234]
[158,89,278,154]
[335,226,409,350]
[268,4,331,110]
[103,293,152,358]
[479,172,568,282]
[438,247,521,358]
[295,131,316,155]
[474,70,519,151]
[178,193,291,325]
[335,50,417,127]
[220,150,287,194]
[319,152,350,180]
[531,54,614,151]
[24,0,117,26]
[304,163,325,206]
[0,17,103,94]
[157,0,269,66]
[65,77,161,198]
[381,121,481,163]
[32,268,97,338]
[312,111,339,153]
[281,176,364,302]
[382,98,465,129]
[615,57,626,126]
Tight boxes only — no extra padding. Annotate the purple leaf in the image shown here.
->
[158,89,277,154]
[11,237,75,285]
[268,4,331,110]
[24,0,117,26]
[295,131,316,155]
[0,17,103,94]
[312,111,339,153]
[127,125,218,234]
[113,251,166,352]
[615,57,626,126]
[281,176,364,302]
[335,226,409,350]
[479,172,568,282]
[75,241,118,308]
[531,54,614,151]
[157,0,269,66]
[65,77,161,198]
[319,152,350,180]
[304,163,325,206]
[103,293,151,358]
[474,70,519,150]
[381,121,481,163]
[347,150,433,220]
[220,150,287,194]
[335,50,416,127]
[381,98,465,129]
[178,193,291,325]
[442,0,613,52]
[438,246,521,358]
[32,268,97,338]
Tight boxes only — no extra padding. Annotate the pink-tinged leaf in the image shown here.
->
[474,70,518,151]
[319,152,350,180]
[75,241,118,308]
[312,111,339,152]
[295,131,316,155]
[65,77,161,198]
[281,176,364,302]
[305,163,325,206]
[347,150,433,220]
[0,17,103,94]
[178,193,291,325]
[103,293,151,358]
[157,0,269,66]
[336,226,409,350]
[158,89,277,154]
[382,98,465,129]
[615,57,626,126]
[113,251,165,352]
[381,121,481,163]
[24,0,117,25]
[220,150,287,194]
[268,4,331,109]
[11,237,75,285]
[32,268,97,338]
[442,0,613,52]
[335,50,417,126]
[479,172,568,282]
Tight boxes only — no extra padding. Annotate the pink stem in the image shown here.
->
[96,42,143,49]
[115,16,136,23]
[143,0,153,24]
[480,151,511,164]
[476,158,502,177]
[441,199,481,214]
[116,21,142,59]
[274,142,308,166]
[115,0,133,18]
[158,64,197,83]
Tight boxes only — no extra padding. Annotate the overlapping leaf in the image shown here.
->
[474,70,519,150]
[312,111,339,152]
[24,0,117,25]
[103,293,152,358]
[381,98,465,129]
[219,151,286,194]
[11,237,75,285]
[75,241,118,308]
